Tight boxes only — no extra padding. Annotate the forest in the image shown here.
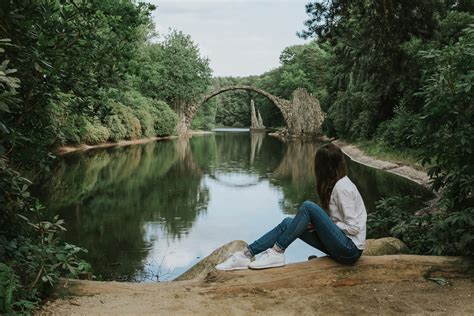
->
[1,0,473,313]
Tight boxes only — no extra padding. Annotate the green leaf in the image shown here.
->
[427,277,449,286]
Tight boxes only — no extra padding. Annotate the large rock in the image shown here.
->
[363,237,409,256]
[175,240,248,281]
[176,237,409,281]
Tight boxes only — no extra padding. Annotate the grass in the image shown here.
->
[354,140,426,172]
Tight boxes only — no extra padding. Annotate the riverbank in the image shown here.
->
[267,131,431,188]
[333,140,430,188]
[39,255,473,315]
[54,131,213,155]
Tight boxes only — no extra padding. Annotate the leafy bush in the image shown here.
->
[133,108,156,137]
[416,25,473,210]
[105,114,128,142]
[368,196,474,256]
[77,117,110,145]
[368,196,431,252]
[0,263,20,314]
[148,100,178,136]
[0,158,90,313]
[104,101,142,141]
[375,105,420,149]
[328,87,378,140]
[350,110,376,140]
[119,89,177,136]
[32,93,82,146]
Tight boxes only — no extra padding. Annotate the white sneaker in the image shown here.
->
[215,251,251,271]
[248,248,285,269]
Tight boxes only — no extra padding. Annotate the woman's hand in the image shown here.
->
[307,222,315,232]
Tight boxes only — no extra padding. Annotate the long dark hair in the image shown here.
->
[314,143,347,211]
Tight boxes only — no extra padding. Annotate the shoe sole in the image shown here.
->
[216,266,249,271]
[248,262,285,270]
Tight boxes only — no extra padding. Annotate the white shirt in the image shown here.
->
[328,176,367,250]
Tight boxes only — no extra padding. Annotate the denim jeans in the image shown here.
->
[248,200,363,264]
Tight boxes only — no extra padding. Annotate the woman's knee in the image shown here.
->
[279,217,293,230]
[299,200,322,214]
[298,200,328,224]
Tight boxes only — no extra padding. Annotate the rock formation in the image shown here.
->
[250,99,265,131]
[175,240,248,281]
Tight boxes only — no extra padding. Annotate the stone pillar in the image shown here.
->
[250,99,265,130]
[257,110,265,128]
[175,113,188,135]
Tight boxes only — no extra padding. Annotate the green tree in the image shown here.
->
[299,0,446,138]
[142,30,212,115]
[417,24,473,211]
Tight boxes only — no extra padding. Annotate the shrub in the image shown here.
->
[0,158,90,313]
[368,196,474,256]
[46,93,82,145]
[367,25,474,258]
[410,25,474,256]
[0,263,20,314]
[121,90,155,136]
[148,100,178,136]
[350,110,375,140]
[105,114,128,142]
[133,108,156,137]
[119,90,175,137]
[368,196,431,252]
[77,117,110,145]
[104,101,142,141]
[375,105,420,149]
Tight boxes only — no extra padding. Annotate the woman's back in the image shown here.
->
[328,176,367,250]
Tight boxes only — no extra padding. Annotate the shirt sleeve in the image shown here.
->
[334,187,360,236]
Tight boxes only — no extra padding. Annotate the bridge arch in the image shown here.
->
[183,85,291,128]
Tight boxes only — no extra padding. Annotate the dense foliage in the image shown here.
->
[0,0,211,313]
[299,1,473,255]
[129,30,212,114]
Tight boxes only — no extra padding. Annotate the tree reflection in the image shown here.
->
[271,140,319,214]
[39,140,209,280]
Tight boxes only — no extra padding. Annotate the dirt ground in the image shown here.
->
[38,256,474,315]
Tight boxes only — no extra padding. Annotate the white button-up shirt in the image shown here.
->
[328,176,367,249]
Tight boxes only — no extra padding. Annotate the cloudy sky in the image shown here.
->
[148,0,310,77]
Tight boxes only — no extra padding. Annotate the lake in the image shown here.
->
[37,129,432,281]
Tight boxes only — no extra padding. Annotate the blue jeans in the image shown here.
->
[248,200,362,264]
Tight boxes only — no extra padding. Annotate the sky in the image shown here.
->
[148,0,310,77]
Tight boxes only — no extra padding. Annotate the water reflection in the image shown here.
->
[37,131,432,281]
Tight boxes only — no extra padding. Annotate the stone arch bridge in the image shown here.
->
[176,85,325,136]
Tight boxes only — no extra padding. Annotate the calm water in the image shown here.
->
[37,129,431,281]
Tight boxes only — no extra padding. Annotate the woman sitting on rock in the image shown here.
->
[216,143,367,270]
